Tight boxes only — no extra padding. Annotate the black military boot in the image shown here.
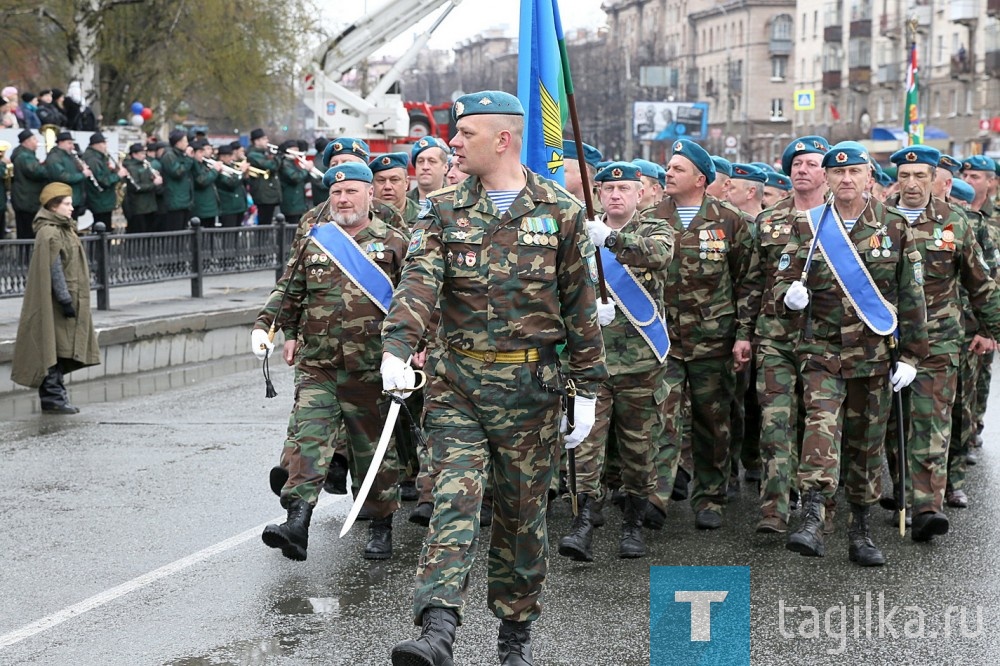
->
[619,494,647,558]
[261,498,312,561]
[847,504,885,566]
[911,510,949,543]
[558,493,594,562]
[39,364,79,414]
[409,502,434,526]
[391,607,458,666]
[364,513,393,560]
[323,453,349,495]
[498,619,533,666]
[590,496,606,527]
[786,490,825,557]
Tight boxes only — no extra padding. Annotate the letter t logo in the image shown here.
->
[675,591,729,641]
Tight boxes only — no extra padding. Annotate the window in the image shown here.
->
[949,89,958,116]
[771,98,785,119]
[876,96,885,121]
[933,90,941,117]
[802,13,808,40]
[772,14,794,41]
[848,38,872,67]
[772,55,788,80]
[966,89,975,115]
[937,35,944,64]
[824,43,844,71]
[814,10,819,37]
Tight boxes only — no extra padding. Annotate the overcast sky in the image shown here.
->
[319,0,608,55]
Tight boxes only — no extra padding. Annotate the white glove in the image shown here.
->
[596,299,616,326]
[783,281,810,311]
[889,362,917,392]
[586,218,612,248]
[381,353,415,396]
[251,328,274,361]
[560,395,598,449]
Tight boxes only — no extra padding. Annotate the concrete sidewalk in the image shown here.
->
[0,270,279,405]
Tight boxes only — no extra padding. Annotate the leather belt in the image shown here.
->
[449,345,541,364]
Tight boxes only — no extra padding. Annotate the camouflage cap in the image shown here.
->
[889,145,940,167]
[368,152,409,173]
[711,156,733,178]
[321,137,371,169]
[595,161,643,183]
[780,135,830,175]
[730,163,767,184]
[949,178,975,204]
[822,141,871,169]
[322,162,373,188]
[452,91,524,121]
[410,137,448,162]
[960,155,997,173]
[671,139,716,184]
[563,140,603,168]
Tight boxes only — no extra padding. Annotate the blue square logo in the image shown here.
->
[650,566,750,666]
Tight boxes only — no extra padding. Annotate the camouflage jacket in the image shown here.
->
[653,194,755,360]
[600,210,674,376]
[255,214,407,372]
[775,198,929,377]
[289,200,410,258]
[887,194,1000,355]
[381,168,609,397]
[745,196,804,348]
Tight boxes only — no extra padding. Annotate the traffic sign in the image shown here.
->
[793,90,815,111]
[725,136,738,148]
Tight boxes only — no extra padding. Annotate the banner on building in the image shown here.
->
[633,102,709,141]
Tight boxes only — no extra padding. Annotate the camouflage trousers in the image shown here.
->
[884,353,958,514]
[280,365,400,516]
[652,355,735,514]
[731,360,762,476]
[949,346,982,493]
[755,343,803,521]
[413,350,562,625]
[574,367,668,498]
[974,350,993,434]
[798,356,887,505]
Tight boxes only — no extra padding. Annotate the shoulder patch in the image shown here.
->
[418,199,433,219]
[913,260,924,286]
[778,253,791,271]
[407,228,425,255]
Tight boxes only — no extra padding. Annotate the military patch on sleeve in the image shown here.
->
[778,253,791,271]
[407,229,425,255]
[586,254,600,285]
[913,260,924,286]
[418,199,433,219]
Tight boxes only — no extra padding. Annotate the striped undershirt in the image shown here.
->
[486,190,520,215]
[676,206,700,230]
[896,207,924,224]
[843,218,858,231]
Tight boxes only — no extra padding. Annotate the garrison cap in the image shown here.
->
[322,162,373,188]
[949,178,976,204]
[822,141,871,168]
[249,128,265,141]
[40,182,72,206]
[730,163,767,184]
[595,161,643,183]
[766,172,792,191]
[781,135,831,176]
[17,129,34,143]
[321,137,371,169]
[452,91,524,121]
[563,140,603,168]
[671,139,716,184]
[411,137,448,162]
[55,131,73,143]
[711,156,733,178]
[369,152,409,173]
[961,155,997,173]
[937,154,962,174]
[890,145,940,168]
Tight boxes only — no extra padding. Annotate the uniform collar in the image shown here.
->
[452,168,559,212]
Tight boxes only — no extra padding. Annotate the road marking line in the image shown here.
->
[0,495,348,650]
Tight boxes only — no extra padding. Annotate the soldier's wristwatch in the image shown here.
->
[605,230,619,248]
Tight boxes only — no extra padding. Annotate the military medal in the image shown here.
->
[456,253,465,266]
[447,250,454,264]
[933,228,944,247]
[457,218,470,228]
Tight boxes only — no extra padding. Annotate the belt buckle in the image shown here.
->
[483,350,497,364]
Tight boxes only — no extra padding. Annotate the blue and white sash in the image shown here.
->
[599,247,670,362]
[310,223,394,314]
[807,204,897,336]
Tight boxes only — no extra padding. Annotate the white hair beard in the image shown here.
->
[332,210,365,227]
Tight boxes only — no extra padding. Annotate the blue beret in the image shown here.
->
[711,156,733,178]
[730,163,767,184]
[874,164,894,188]
[322,162,373,188]
[780,135,831,176]
[321,137,371,169]
[453,90,524,120]
[671,139,715,184]
[595,160,612,171]
[937,154,962,174]
[889,145,941,168]
[595,161,643,183]
[564,140,603,168]
[411,137,448,162]
[822,141,871,169]
[949,178,976,204]
[765,172,792,190]
[631,159,661,180]
[751,162,777,174]
[961,155,997,173]
[368,152,409,173]
[656,164,666,188]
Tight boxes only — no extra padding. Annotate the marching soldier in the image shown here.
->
[408,137,449,204]
[45,131,93,220]
[707,156,732,201]
[777,141,928,566]
[763,171,792,210]
[726,163,766,216]
[647,139,754,531]
[122,143,162,234]
[371,152,421,223]
[881,145,1000,541]
[10,129,50,239]
[385,91,607,666]
[158,130,194,231]
[190,139,221,228]
[557,161,673,562]
[246,128,282,225]
[253,162,407,562]
[633,159,665,210]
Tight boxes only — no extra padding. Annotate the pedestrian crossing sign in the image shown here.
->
[794,90,815,111]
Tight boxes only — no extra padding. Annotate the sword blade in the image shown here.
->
[339,399,401,537]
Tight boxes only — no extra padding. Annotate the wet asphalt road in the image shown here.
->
[1,358,999,665]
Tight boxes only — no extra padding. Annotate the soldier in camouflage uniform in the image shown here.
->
[648,139,754,532]
[743,137,830,534]
[557,162,673,562]
[372,151,422,223]
[252,163,406,562]
[384,91,607,666]
[408,137,450,205]
[778,142,928,566]
[881,146,1000,541]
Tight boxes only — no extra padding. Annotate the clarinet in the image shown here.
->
[71,148,104,192]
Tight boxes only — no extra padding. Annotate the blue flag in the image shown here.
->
[517,0,568,184]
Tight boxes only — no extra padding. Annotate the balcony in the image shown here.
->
[912,4,932,30]
[877,62,902,86]
[770,37,793,55]
[879,13,900,39]
[850,17,872,38]
[823,70,843,91]
[950,0,979,24]
[849,66,872,91]
[825,25,843,42]
[950,55,974,80]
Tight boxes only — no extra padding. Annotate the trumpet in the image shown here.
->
[233,160,269,179]
[267,142,280,155]
[204,157,244,178]
[142,158,161,180]
[286,149,324,179]
[71,148,103,192]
